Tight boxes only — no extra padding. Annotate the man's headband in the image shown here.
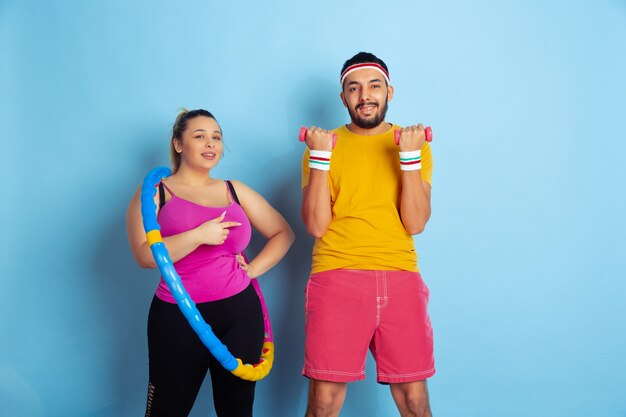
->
[340,63,390,86]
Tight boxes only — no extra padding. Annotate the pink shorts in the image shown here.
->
[303,269,435,384]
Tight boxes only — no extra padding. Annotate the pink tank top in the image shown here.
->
[155,181,252,303]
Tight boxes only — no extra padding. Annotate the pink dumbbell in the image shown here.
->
[394,126,433,145]
[299,126,338,149]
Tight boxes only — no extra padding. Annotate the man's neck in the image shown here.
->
[346,121,392,136]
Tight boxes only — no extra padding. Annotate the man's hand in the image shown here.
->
[396,123,427,152]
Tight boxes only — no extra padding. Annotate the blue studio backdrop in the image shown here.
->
[1,1,625,416]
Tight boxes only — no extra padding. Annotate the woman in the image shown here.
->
[126,109,294,417]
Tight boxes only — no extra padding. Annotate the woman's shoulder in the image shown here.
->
[226,179,252,192]
[226,180,260,207]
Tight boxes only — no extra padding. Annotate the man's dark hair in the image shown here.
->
[340,52,389,81]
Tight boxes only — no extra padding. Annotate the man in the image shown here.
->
[301,52,435,417]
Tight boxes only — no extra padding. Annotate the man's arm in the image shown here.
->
[301,126,335,238]
[302,174,332,238]
[400,173,431,235]
[397,124,432,235]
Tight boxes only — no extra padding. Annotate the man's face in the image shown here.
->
[341,67,394,129]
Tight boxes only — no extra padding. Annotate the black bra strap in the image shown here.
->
[226,180,241,205]
[158,182,166,210]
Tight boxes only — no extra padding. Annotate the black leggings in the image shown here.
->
[145,284,264,417]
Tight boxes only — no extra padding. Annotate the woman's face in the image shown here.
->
[175,116,223,171]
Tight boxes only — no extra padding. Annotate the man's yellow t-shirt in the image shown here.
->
[302,124,433,274]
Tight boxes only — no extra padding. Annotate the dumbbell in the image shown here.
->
[394,126,433,145]
[299,127,338,148]
[300,125,432,147]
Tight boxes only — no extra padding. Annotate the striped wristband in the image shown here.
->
[309,150,332,171]
[399,150,421,171]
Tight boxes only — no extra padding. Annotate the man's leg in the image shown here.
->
[305,380,348,417]
[372,271,435,416]
[303,271,376,416]
[390,381,432,417]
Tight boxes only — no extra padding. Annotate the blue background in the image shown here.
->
[2,1,625,416]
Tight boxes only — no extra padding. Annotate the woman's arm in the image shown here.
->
[125,185,241,268]
[230,180,295,278]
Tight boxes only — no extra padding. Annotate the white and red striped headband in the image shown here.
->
[340,63,390,85]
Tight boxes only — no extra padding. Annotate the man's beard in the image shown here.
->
[348,98,389,129]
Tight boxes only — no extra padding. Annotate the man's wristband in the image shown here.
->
[399,150,421,171]
[309,150,332,171]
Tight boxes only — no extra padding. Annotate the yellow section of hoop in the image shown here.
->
[146,230,163,246]
[230,342,275,381]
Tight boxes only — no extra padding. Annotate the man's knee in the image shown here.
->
[306,397,341,417]
[391,381,432,417]
[404,395,432,417]
[305,380,347,417]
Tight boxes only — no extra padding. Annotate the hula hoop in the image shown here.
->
[140,166,274,381]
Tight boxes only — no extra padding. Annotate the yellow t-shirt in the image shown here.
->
[302,124,433,274]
